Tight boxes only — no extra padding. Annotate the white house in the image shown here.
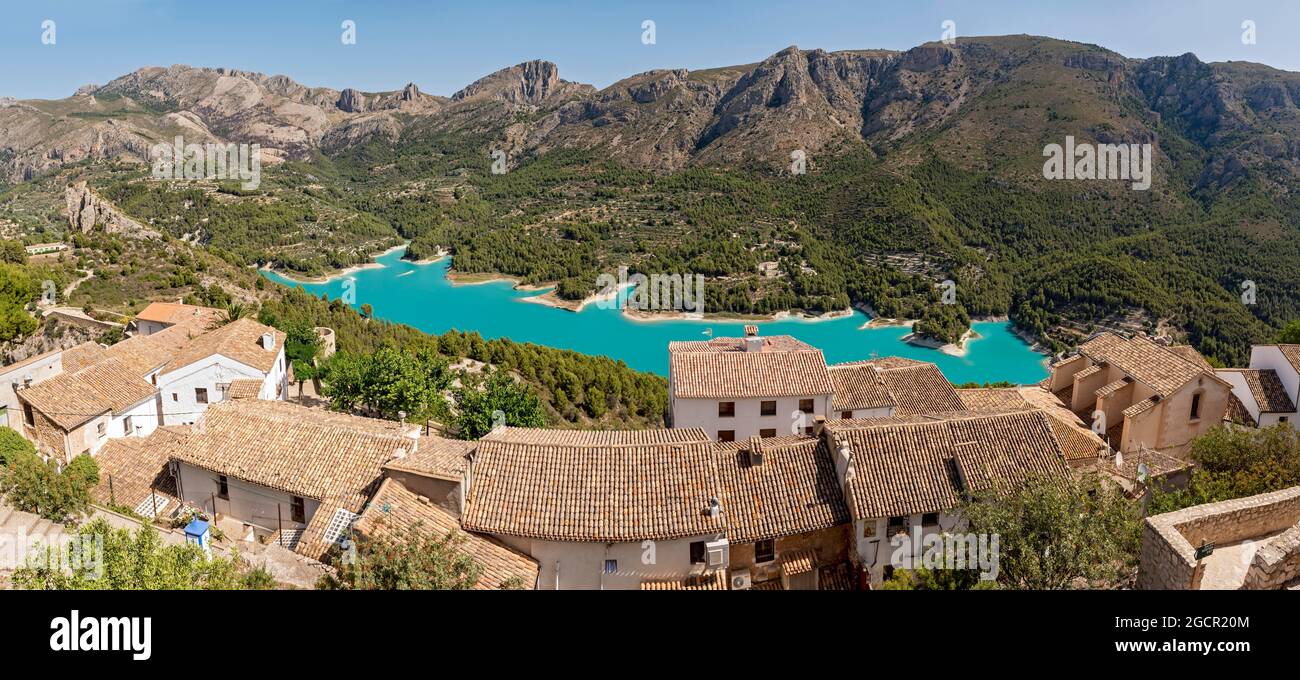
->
[820,410,1070,585]
[1216,344,1300,429]
[0,342,101,430]
[669,327,834,442]
[131,301,223,337]
[167,399,418,560]
[462,427,730,590]
[154,317,288,425]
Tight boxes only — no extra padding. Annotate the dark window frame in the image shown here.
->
[217,475,229,500]
[755,539,776,564]
[760,400,777,416]
[759,428,776,438]
[799,398,815,414]
[718,430,735,442]
[718,401,736,418]
[290,496,305,524]
[195,387,209,404]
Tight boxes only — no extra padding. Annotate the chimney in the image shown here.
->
[744,325,758,337]
[261,332,274,351]
[812,414,827,438]
[705,497,721,518]
[744,337,764,352]
[743,436,764,466]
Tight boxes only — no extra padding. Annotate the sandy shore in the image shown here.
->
[263,243,410,283]
[903,328,979,356]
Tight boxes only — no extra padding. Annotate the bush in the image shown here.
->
[0,448,99,521]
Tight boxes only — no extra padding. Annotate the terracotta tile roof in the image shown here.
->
[353,479,539,589]
[135,302,224,327]
[781,548,817,575]
[1219,369,1297,413]
[639,571,727,590]
[715,435,849,542]
[828,363,896,411]
[1079,333,1223,397]
[669,335,833,399]
[1278,346,1300,375]
[1124,397,1159,418]
[818,562,855,590]
[480,426,711,446]
[383,436,477,481]
[1168,345,1214,371]
[91,426,191,511]
[876,363,964,414]
[165,401,410,559]
[227,379,263,400]
[0,341,97,375]
[462,434,725,542]
[832,411,1068,518]
[830,359,963,414]
[1095,377,1134,398]
[162,318,284,375]
[58,342,107,373]
[960,387,1108,461]
[1225,392,1257,426]
[957,387,1030,412]
[18,357,157,429]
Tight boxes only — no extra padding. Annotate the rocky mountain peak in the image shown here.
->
[452,60,591,106]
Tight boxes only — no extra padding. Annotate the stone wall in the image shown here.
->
[1241,522,1300,589]
[1137,485,1300,589]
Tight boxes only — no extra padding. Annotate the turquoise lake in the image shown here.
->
[261,248,1049,383]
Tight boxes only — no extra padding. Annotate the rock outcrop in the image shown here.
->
[65,182,160,239]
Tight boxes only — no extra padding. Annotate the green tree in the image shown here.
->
[14,519,274,590]
[321,346,452,421]
[1150,424,1300,514]
[318,525,483,590]
[1278,320,1300,344]
[959,475,1142,589]
[0,425,33,466]
[452,369,546,439]
[0,449,99,521]
[880,565,998,590]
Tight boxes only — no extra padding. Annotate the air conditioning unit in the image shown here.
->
[706,538,729,569]
[730,570,752,590]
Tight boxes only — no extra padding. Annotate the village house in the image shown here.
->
[958,385,1111,466]
[130,301,224,337]
[716,434,853,590]
[828,356,966,419]
[1216,344,1299,430]
[461,427,730,590]
[1047,332,1232,456]
[0,342,101,430]
[15,356,161,462]
[353,478,539,589]
[669,327,835,442]
[821,410,1071,585]
[154,317,288,425]
[164,399,420,560]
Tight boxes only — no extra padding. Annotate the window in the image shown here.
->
[888,515,907,536]
[759,428,776,438]
[217,475,229,500]
[172,393,178,402]
[195,388,208,404]
[922,512,939,527]
[22,403,34,427]
[290,496,305,524]
[1190,391,1202,420]
[804,426,815,435]
[760,400,777,416]
[718,401,735,417]
[841,411,853,420]
[718,430,735,442]
[97,421,106,437]
[603,559,618,575]
[217,383,231,400]
[755,539,776,564]
[799,398,815,413]
[689,540,707,564]
[122,416,132,435]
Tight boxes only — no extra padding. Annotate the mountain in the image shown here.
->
[2,35,1299,365]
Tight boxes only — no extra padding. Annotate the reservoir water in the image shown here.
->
[262,248,1049,383]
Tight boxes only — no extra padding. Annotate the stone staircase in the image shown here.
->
[0,503,73,571]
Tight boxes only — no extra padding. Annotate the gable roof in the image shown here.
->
[961,386,1109,461]
[18,357,157,429]
[715,435,850,542]
[162,317,284,375]
[828,362,897,411]
[462,429,725,542]
[669,335,834,399]
[1218,368,1297,414]
[1078,333,1225,397]
[353,478,539,590]
[227,379,263,400]
[135,302,224,328]
[480,426,711,447]
[383,436,477,481]
[90,426,191,513]
[830,411,1068,519]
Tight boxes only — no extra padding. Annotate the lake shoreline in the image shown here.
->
[262,243,411,284]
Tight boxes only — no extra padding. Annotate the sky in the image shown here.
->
[1,0,1297,100]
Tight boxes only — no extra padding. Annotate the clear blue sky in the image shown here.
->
[2,0,1297,100]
